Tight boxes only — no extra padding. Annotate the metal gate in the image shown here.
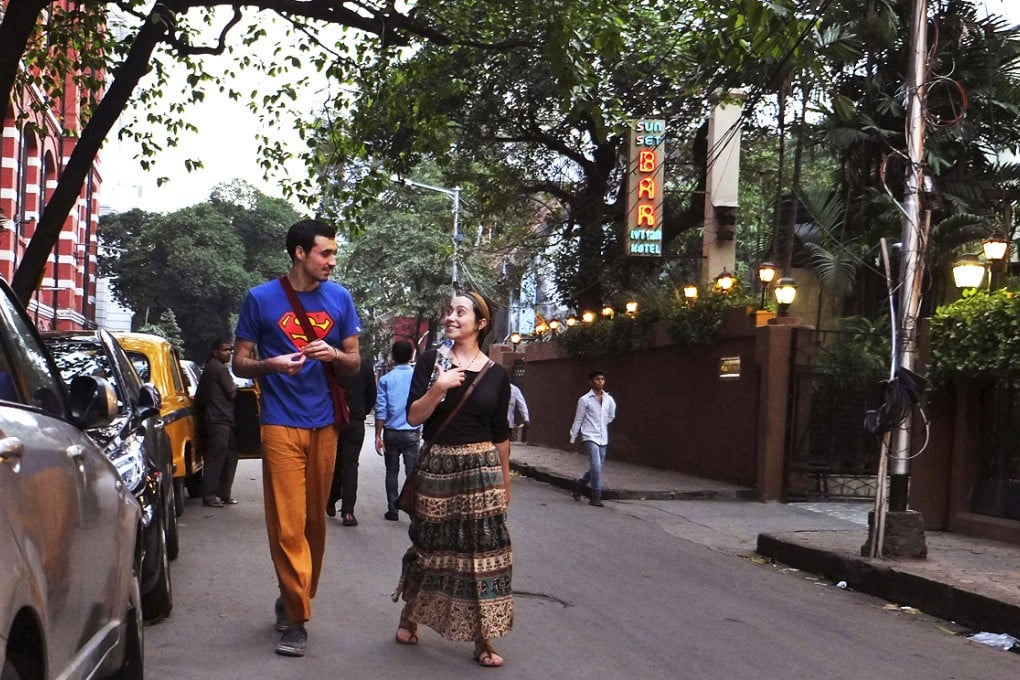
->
[784,327,888,500]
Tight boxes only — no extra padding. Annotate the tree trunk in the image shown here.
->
[782,90,807,274]
[0,0,49,129]
[771,80,788,272]
[12,6,173,304]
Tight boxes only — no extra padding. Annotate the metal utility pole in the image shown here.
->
[890,0,929,512]
[392,177,462,290]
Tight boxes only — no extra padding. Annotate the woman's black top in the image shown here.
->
[406,349,511,445]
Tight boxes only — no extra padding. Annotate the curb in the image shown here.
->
[756,532,1020,640]
[510,461,758,502]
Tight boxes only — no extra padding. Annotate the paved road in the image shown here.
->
[146,441,1018,679]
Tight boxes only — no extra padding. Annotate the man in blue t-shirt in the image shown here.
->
[233,219,361,658]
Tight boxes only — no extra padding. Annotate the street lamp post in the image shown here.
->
[952,253,987,291]
[982,234,1008,290]
[774,277,797,317]
[393,176,462,290]
[757,261,776,309]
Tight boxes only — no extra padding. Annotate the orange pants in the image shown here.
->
[261,424,338,625]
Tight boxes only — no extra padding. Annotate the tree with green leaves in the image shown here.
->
[811,1,1020,295]
[311,1,753,312]
[0,0,512,305]
[138,308,185,348]
[99,180,298,358]
[332,161,545,358]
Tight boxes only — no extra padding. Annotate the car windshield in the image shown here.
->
[124,351,151,382]
[45,336,125,407]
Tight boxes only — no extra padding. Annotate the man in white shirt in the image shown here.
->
[507,383,530,441]
[568,370,617,507]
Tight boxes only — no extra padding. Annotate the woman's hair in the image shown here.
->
[463,291,492,343]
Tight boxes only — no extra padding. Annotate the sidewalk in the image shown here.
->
[509,442,1020,642]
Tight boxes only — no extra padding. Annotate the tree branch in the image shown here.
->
[163,6,243,56]
[13,1,178,303]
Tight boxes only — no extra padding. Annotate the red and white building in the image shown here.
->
[0,1,100,330]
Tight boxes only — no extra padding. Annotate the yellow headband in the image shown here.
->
[466,292,490,325]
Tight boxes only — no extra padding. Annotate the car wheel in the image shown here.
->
[107,568,144,679]
[172,477,184,517]
[165,485,179,561]
[141,519,172,621]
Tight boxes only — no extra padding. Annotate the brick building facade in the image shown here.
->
[0,1,100,330]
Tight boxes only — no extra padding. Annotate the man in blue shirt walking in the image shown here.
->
[374,340,421,521]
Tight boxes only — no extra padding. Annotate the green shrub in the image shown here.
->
[552,283,751,358]
[553,311,658,359]
[929,289,1020,386]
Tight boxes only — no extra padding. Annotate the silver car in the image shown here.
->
[0,278,143,679]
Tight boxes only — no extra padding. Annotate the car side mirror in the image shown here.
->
[69,375,117,428]
[138,383,162,419]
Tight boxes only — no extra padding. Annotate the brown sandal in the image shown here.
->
[473,641,504,667]
[395,619,418,645]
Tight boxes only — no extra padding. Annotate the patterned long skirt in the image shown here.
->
[396,441,514,641]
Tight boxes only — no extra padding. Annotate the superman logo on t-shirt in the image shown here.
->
[278,311,334,350]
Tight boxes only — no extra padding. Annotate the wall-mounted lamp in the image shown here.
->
[549,318,561,332]
[625,301,638,317]
[682,284,699,302]
[582,310,596,323]
[565,314,578,327]
[952,253,987,290]
[601,305,615,319]
[510,332,522,347]
[774,276,797,317]
[0,213,35,232]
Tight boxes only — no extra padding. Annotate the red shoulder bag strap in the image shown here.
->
[277,275,350,425]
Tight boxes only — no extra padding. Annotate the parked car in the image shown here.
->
[0,279,144,679]
[233,368,262,459]
[115,332,203,516]
[44,330,178,620]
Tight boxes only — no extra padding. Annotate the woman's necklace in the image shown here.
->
[453,348,482,370]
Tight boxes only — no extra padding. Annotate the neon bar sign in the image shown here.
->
[626,119,665,257]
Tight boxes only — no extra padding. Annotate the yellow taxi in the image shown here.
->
[114,332,203,515]
[233,372,262,459]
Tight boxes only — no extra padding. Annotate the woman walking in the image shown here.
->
[393,292,513,667]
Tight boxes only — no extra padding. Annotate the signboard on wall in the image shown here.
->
[626,119,666,257]
[719,356,741,380]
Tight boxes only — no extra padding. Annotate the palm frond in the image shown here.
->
[805,241,858,298]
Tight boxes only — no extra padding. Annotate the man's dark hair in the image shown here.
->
[209,338,231,359]
[286,219,337,261]
[589,370,605,380]
[392,340,413,364]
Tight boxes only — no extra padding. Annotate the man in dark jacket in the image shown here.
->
[327,359,376,525]
[197,338,237,507]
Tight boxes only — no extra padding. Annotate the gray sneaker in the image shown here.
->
[276,625,307,657]
[274,597,287,632]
